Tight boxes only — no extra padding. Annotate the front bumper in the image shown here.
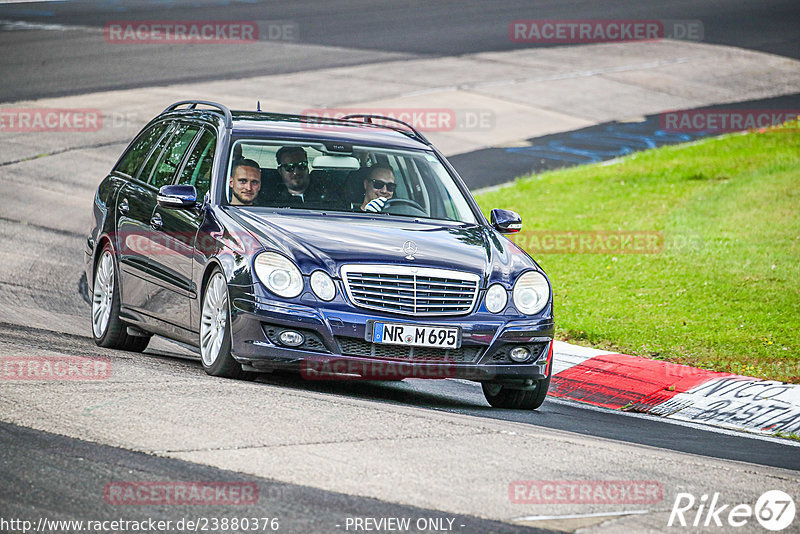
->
[229,290,554,383]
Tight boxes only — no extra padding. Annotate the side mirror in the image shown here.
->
[491,208,522,234]
[157,185,197,209]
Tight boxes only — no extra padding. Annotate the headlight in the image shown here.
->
[513,271,550,315]
[254,252,303,298]
[310,270,336,301]
[485,283,508,313]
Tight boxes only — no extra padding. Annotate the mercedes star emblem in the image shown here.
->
[402,240,418,260]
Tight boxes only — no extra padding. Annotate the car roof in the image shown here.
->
[230,113,432,151]
[158,102,433,152]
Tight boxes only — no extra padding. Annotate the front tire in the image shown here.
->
[199,269,253,380]
[482,374,550,410]
[91,245,150,352]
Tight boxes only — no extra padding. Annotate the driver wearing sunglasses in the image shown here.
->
[360,165,396,212]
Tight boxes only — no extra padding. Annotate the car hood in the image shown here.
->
[228,209,534,283]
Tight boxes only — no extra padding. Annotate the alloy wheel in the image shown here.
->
[92,251,114,338]
[200,273,228,367]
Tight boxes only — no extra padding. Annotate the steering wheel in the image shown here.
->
[382,198,426,216]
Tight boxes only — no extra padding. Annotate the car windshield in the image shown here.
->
[226,140,479,224]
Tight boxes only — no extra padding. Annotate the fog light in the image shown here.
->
[509,346,532,363]
[279,330,304,347]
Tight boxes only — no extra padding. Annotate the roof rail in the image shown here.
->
[341,114,430,145]
[163,100,233,128]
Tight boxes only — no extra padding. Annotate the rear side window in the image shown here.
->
[150,124,201,189]
[114,122,169,177]
[176,129,216,200]
[137,124,175,183]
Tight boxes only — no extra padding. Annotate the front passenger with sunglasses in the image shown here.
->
[360,164,396,212]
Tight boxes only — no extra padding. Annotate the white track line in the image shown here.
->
[513,510,649,522]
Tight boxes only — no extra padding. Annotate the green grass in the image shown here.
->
[475,125,800,383]
[773,431,800,442]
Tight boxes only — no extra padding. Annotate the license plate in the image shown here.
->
[371,322,460,349]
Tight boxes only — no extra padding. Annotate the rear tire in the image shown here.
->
[199,269,255,380]
[91,244,150,352]
[482,374,550,410]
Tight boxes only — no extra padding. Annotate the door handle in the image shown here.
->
[118,198,129,215]
[150,213,162,230]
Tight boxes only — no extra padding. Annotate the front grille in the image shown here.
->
[336,336,483,364]
[341,265,479,316]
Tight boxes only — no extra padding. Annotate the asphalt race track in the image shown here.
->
[1,2,799,533]
[1,422,548,534]
[1,0,799,102]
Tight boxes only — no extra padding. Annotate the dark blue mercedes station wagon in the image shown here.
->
[86,101,554,409]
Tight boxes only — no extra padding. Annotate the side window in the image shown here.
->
[150,124,201,189]
[114,122,169,177]
[137,124,175,183]
[177,129,216,200]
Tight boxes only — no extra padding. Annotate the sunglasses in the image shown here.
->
[279,161,309,173]
[371,179,397,192]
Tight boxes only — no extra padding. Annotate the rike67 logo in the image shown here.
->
[668,490,795,531]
